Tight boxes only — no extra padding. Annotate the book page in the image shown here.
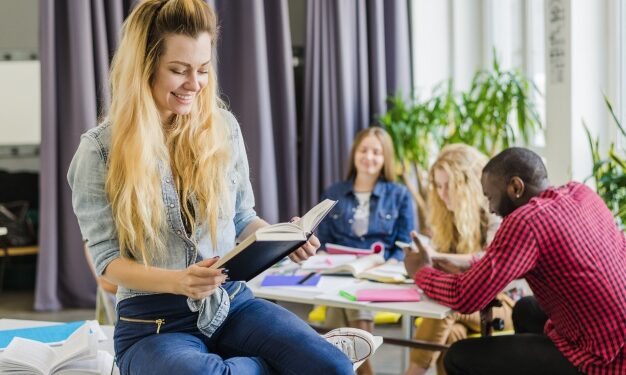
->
[257,222,301,235]
[51,324,96,373]
[0,336,55,374]
[324,254,385,276]
[300,254,358,270]
[298,199,337,234]
[357,262,408,283]
[56,350,114,375]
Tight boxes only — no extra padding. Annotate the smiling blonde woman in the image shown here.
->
[67,1,375,374]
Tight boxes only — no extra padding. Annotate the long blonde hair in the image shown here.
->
[106,0,230,265]
[428,144,489,254]
[346,127,397,182]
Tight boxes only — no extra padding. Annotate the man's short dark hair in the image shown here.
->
[483,147,548,187]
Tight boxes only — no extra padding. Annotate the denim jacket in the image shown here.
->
[67,109,258,338]
[316,179,416,261]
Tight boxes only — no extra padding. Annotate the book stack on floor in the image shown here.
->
[0,321,114,375]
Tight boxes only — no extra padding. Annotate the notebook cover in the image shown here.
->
[355,288,421,302]
[0,321,85,350]
[260,274,322,287]
[221,239,307,281]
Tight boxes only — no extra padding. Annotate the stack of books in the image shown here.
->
[0,321,114,375]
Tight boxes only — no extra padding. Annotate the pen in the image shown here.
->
[338,290,357,301]
[297,272,317,285]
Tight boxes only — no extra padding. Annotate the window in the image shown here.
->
[619,0,626,148]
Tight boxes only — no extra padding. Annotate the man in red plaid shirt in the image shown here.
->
[404,147,626,375]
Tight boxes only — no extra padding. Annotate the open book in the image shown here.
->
[212,199,337,281]
[301,254,409,283]
[0,323,114,375]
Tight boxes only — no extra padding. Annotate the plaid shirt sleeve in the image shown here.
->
[414,213,538,313]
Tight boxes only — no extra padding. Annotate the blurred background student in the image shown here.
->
[316,126,415,375]
[405,144,514,375]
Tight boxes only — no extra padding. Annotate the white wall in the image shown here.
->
[544,0,612,185]
[0,0,39,172]
[0,0,38,58]
[0,61,41,146]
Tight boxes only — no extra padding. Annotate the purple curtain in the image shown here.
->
[215,0,299,223]
[36,0,132,310]
[300,0,412,211]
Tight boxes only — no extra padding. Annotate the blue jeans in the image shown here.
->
[114,281,353,375]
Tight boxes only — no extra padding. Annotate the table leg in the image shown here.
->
[402,314,412,371]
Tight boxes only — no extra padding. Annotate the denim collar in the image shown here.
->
[339,178,386,198]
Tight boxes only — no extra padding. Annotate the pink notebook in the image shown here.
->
[356,288,421,302]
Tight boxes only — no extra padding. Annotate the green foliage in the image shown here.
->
[379,51,542,234]
[380,50,542,169]
[378,88,450,170]
[444,53,542,156]
[584,96,626,229]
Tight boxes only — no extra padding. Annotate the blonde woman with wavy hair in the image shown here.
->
[68,1,374,374]
[405,144,514,375]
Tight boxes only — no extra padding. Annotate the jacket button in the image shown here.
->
[169,203,175,208]
[165,178,171,183]
[176,230,182,235]
[385,214,391,219]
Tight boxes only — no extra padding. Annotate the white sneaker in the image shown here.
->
[323,328,376,364]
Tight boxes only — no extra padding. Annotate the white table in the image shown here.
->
[248,273,453,369]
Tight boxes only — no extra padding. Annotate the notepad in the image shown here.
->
[0,321,86,351]
[355,288,421,302]
[260,274,322,287]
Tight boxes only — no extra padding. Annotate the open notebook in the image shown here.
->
[301,254,409,283]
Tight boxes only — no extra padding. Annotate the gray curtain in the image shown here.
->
[215,0,299,223]
[35,0,296,309]
[35,0,131,310]
[301,0,412,210]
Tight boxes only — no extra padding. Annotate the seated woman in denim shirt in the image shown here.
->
[317,127,416,375]
[67,1,375,374]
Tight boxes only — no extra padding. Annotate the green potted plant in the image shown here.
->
[378,88,452,233]
[380,51,542,233]
[443,51,542,156]
[583,96,626,230]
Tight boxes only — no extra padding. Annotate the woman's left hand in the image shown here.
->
[287,216,320,263]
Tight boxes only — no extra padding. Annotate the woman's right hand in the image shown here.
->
[174,257,228,300]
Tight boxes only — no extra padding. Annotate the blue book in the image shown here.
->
[0,321,86,350]
[261,274,321,287]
